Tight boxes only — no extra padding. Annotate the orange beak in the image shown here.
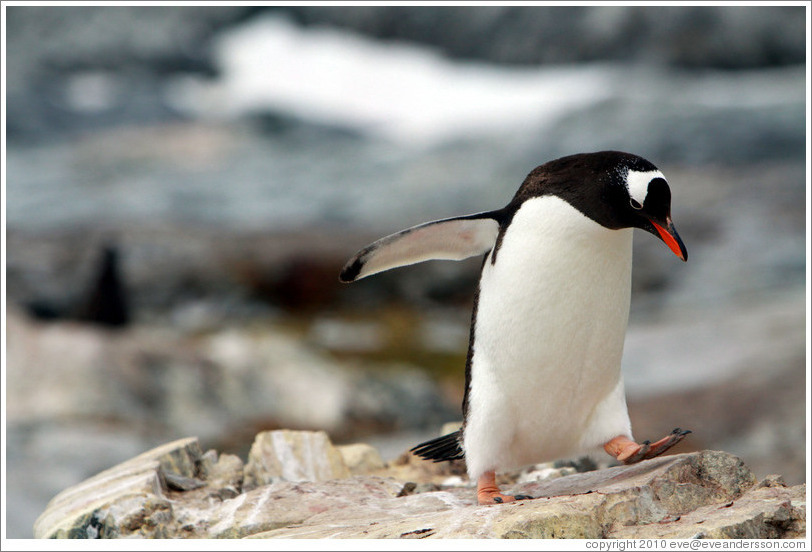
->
[650,218,688,262]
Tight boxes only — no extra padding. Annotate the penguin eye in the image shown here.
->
[630,198,643,210]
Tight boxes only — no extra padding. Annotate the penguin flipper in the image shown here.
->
[339,213,500,283]
[410,430,465,463]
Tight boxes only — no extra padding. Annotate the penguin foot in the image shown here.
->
[479,491,518,505]
[637,428,691,462]
[476,471,533,505]
[477,491,534,505]
[604,428,691,465]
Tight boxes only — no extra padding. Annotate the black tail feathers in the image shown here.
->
[410,430,464,463]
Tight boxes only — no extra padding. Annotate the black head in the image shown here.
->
[511,151,687,260]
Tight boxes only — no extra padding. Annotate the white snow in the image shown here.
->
[167,15,615,146]
[167,15,803,148]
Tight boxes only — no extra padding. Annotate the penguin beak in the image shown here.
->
[648,217,688,262]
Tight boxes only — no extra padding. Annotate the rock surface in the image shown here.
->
[33,430,806,539]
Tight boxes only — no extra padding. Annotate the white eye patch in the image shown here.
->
[626,169,665,207]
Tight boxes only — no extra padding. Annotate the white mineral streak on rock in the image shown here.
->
[207,493,247,537]
[243,430,350,490]
[270,431,299,481]
[241,486,273,529]
[432,491,468,509]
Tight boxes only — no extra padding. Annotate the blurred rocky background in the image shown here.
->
[4,5,807,538]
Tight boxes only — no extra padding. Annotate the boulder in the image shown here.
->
[242,430,350,491]
[337,443,385,475]
[33,437,201,539]
[33,431,805,539]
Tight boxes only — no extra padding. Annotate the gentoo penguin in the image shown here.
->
[339,151,690,505]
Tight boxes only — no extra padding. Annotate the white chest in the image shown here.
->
[467,196,633,461]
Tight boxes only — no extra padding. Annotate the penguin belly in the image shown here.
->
[463,196,634,479]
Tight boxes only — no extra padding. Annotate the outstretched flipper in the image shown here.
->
[339,212,501,283]
[604,428,692,464]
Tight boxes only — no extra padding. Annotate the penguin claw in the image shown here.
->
[478,492,514,505]
[478,493,532,505]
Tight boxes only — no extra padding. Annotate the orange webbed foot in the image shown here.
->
[476,471,534,505]
[604,428,691,465]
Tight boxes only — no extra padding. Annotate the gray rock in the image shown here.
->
[337,443,385,475]
[281,6,805,69]
[33,433,805,539]
[33,436,201,538]
[203,476,405,539]
[515,464,577,484]
[612,485,806,539]
[5,303,457,537]
[199,450,244,494]
[5,307,454,442]
[242,430,350,491]
[249,450,799,539]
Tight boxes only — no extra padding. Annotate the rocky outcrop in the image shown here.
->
[5,307,455,446]
[34,430,805,539]
[5,306,457,538]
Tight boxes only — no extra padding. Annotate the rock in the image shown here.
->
[515,464,577,484]
[34,433,805,539]
[203,476,405,539]
[199,450,244,494]
[249,450,802,539]
[3,307,449,483]
[5,306,455,443]
[337,443,385,475]
[280,6,805,70]
[5,303,457,537]
[517,450,757,515]
[757,474,787,489]
[33,437,201,539]
[242,430,350,491]
[612,485,806,539]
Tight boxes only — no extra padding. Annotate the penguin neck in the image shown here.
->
[493,195,634,278]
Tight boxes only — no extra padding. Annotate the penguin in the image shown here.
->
[339,151,691,505]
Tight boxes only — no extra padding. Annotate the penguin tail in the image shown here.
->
[410,430,464,463]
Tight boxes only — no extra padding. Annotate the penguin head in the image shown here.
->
[514,151,688,261]
[622,163,688,262]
